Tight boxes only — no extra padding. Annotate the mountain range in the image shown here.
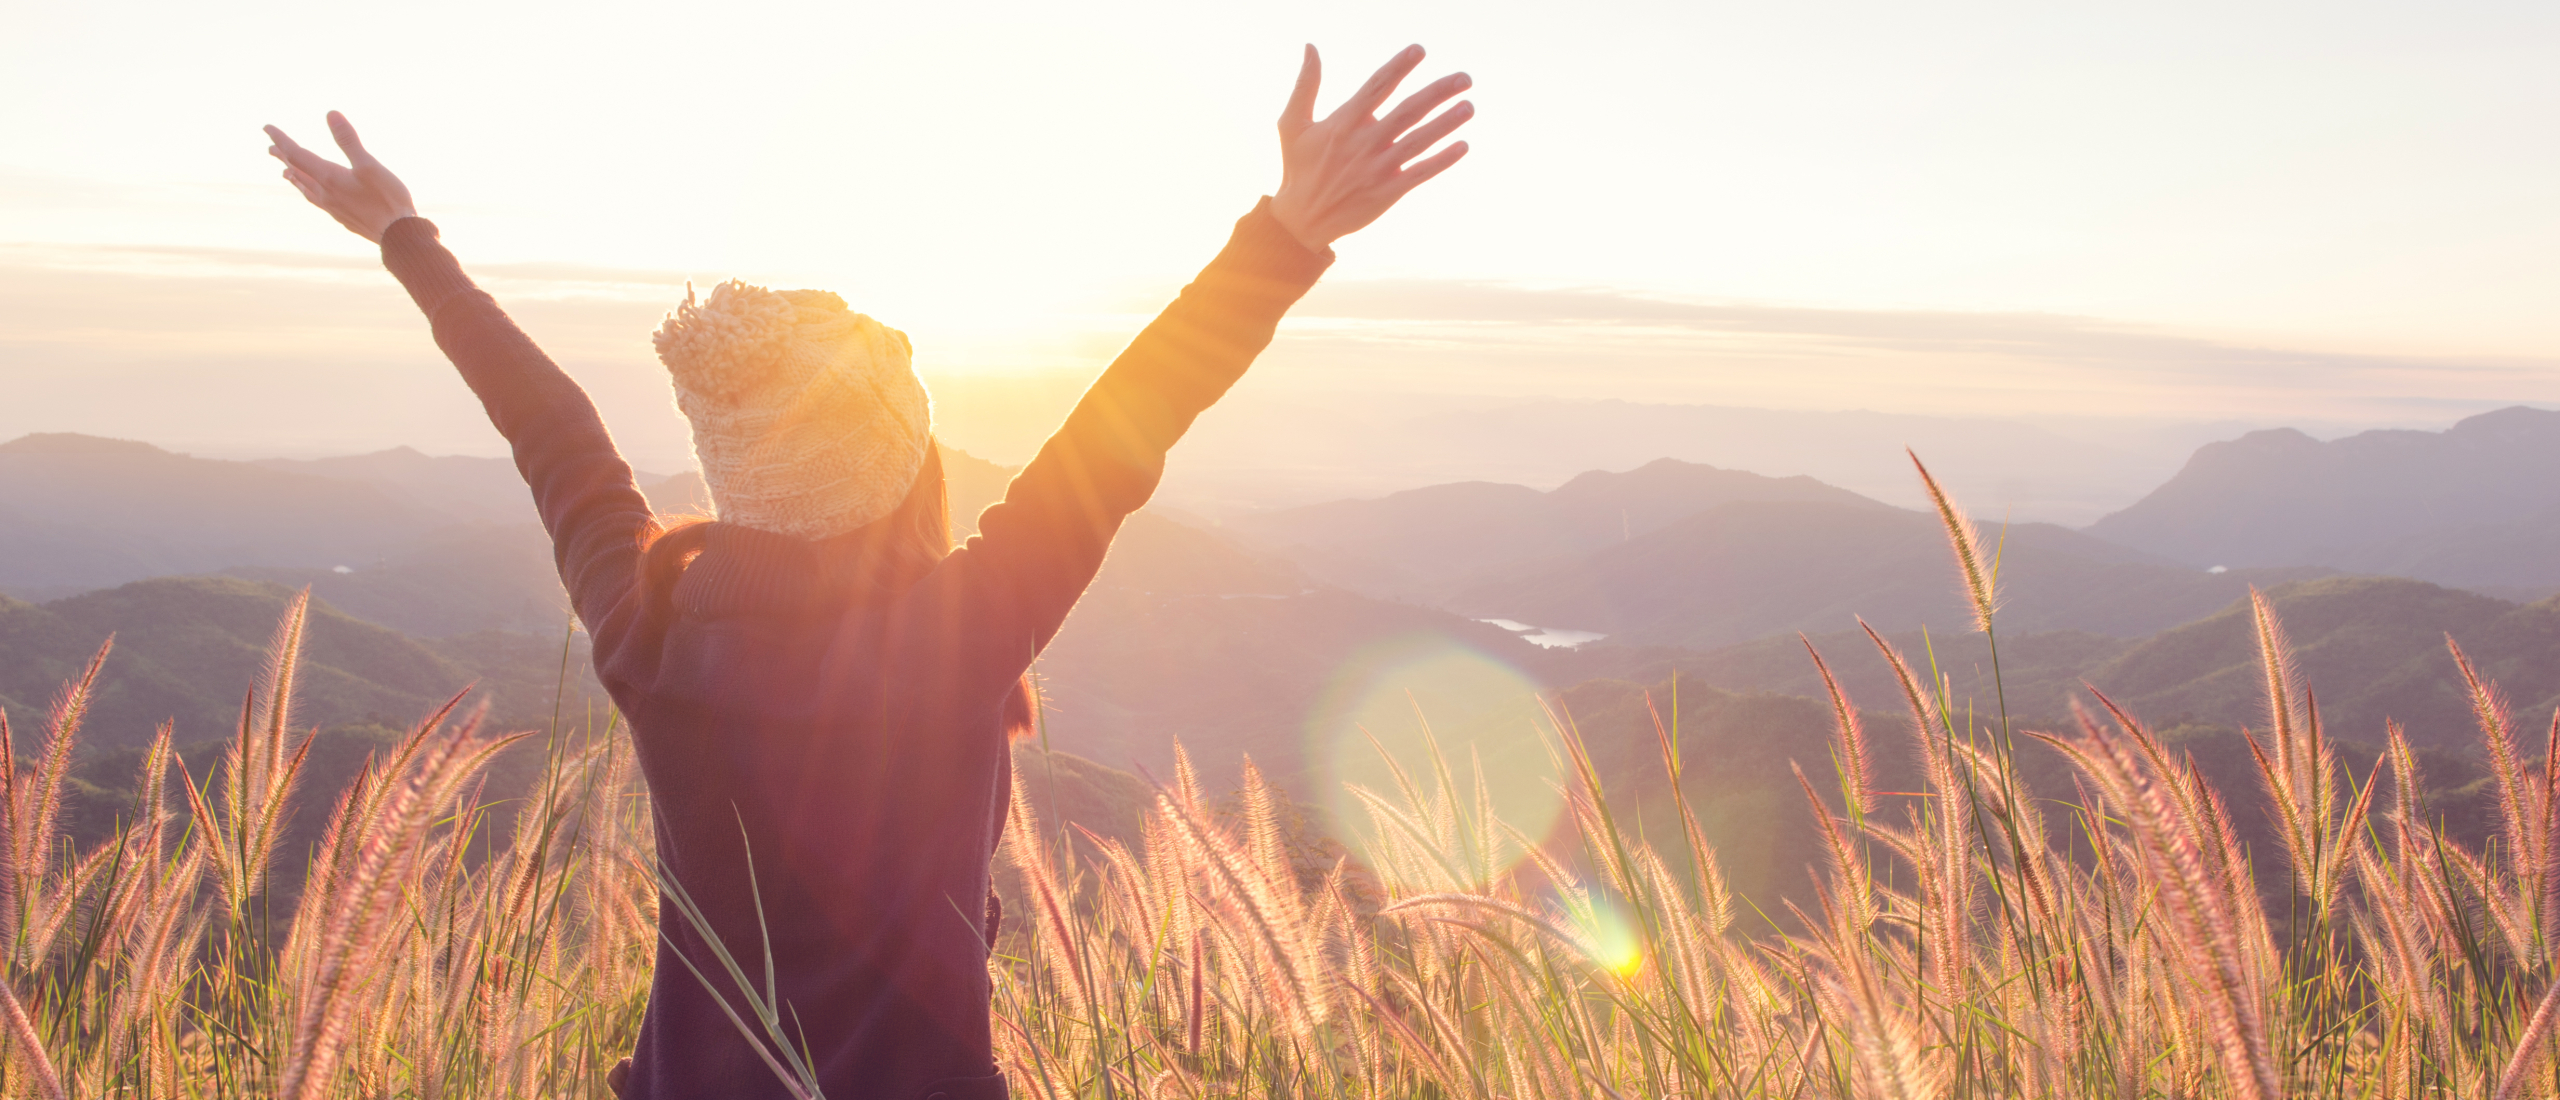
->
[14,412,2560,922]
[1220,458,1886,603]
[0,434,1015,631]
[2087,405,2560,600]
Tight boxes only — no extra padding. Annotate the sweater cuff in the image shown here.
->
[380,217,478,318]
[1236,197,1335,286]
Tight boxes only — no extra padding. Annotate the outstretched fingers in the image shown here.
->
[1393,141,1470,196]
[263,113,415,242]
[264,126,333,173]
[1385,100,1473,166]
[1268,42,1474,247]
[1376,71,1471,138]
[1280,45,1321,134]
[1337,44,1425,121]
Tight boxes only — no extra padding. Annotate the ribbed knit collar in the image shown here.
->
[671,523,928,619]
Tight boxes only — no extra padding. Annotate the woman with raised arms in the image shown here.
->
[264,44,1472,1100]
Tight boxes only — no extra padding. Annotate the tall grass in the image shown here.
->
[5,454,2560,1095]
[0,590,654,1096]
[981,456,2560,1098]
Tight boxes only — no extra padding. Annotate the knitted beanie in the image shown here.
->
[652,280,931,540]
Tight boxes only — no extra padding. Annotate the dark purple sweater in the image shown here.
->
[381,204,1330,1100]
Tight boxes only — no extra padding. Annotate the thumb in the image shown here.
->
[326,111,376,164]
[1279,45,1320,134]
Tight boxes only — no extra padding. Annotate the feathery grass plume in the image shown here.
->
[1645,698,1734,941]
[1861,620,1978,998]
[1802,636,1874,824]
[1153,764,1327,1037]
[2247,587,2302,752]
[1383,892,1608,970]
[0,972,66,1100]
[1806,952,1938,1100]
[1236,758,1292,898]
[2040,706,2278,1100]
[1006,775,1095,1022]
[193,592,322,920]
[2494,975,2560,1100]
[2543,708,2560,938]
[1792,761,1877,944]
[2239,593,2372,926]
[1908,448,1998,632]
[278,711,528,1100]
[2450,637,2551,917]
[0,639,106,966]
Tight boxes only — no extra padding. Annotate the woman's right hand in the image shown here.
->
[1269,45,1474,252]
[265,112,417,243]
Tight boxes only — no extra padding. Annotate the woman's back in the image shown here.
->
[615,529,1017,1098]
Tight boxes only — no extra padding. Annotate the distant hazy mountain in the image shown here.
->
[254,448,540,524]
[2085,406,2560,596]
[0,433,1016,622]
[1221,458,1891,602]
[0,434,446,597]
[1447,499,2323,649]
[1154,393,2244,524]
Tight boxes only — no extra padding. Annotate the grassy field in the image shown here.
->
[6,457,2560,1097]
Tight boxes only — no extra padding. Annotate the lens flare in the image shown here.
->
[1308,633,1561,890]
[1578,895,1645,976]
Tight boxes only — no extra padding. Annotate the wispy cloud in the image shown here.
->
[1296,279,2552,381]
[0,242,686,299]
[3,251,2552,478]
[1267,280,2560,422]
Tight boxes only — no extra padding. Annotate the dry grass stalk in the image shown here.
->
[1908,448,1998,632]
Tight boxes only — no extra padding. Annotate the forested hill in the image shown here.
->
[1540,574,2560,753]
[0,576,601,748]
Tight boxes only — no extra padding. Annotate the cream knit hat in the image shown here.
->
[652,280,931,540]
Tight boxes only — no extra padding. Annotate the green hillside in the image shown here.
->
[0,576,603,749]
[1555,575,2560,751]
[2087,575,2532,741]
[1453,499,2326,648]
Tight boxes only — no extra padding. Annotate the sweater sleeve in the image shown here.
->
[380,218,653,645]
[954,199,1332,652]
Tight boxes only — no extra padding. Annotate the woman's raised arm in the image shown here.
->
[955,45,1474,651]
[265,115,655,647]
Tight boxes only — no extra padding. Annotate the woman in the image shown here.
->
[264,44,1472,1100]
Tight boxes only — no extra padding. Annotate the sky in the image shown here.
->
[4,0,2557,495]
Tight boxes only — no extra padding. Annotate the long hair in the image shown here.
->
[638,444,1040,739]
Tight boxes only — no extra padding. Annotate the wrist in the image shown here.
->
[366,207,420,244]
[1267,199,1329,253]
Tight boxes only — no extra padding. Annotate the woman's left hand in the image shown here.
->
[264,111,417,243]
[1270,44,1474,252]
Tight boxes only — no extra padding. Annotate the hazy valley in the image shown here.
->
[8,405,2560,914]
